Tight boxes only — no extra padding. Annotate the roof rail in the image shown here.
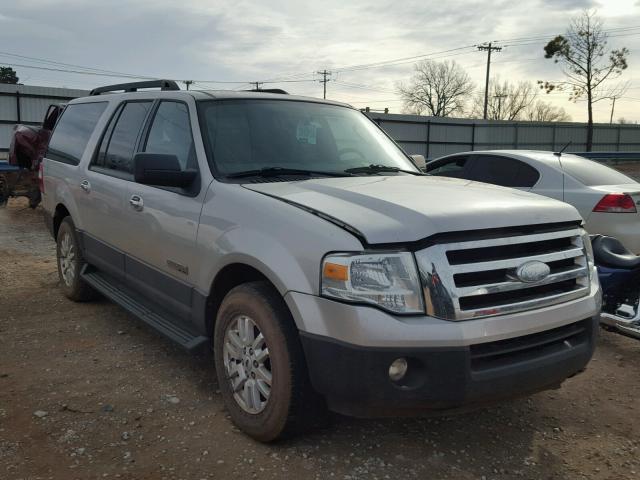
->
[245,88,289,95]
[89,80,180,96]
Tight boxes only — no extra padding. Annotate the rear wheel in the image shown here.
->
[56,217,96,302]
[214,281,324,442]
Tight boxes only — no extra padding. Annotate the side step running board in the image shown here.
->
[81,269,209,352]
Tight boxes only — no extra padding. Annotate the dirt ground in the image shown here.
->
[1,199,640,480]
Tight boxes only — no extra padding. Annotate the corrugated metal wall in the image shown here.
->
[0,84,88,158]
[366,112,640,159]
[2,85,640,161]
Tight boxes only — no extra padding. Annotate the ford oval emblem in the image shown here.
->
[514,261,550,283]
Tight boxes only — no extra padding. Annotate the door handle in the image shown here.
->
[129,195,144,211]
[80,180,91,193]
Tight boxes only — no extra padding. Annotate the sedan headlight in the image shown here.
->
[321,252,424,314]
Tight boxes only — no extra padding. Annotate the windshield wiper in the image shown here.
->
[344,164,424,175]
[226,167,350,179]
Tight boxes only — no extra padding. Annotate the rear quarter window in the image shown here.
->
[47,102,107,165]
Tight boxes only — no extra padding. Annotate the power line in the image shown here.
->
[333,46,477,73]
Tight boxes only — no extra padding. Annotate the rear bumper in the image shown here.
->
[300,316,598,417]
[585,214,640,254]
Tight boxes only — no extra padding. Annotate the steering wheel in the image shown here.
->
[338,148,366,161]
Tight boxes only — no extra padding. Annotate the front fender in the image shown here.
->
[194,182,364,298]
[200,226,315,296]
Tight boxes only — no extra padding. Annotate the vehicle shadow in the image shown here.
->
[87,304,634,479]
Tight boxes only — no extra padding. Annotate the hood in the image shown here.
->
[243,175,582,244]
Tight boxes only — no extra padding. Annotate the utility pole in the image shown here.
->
[494,93,508,120]
[317,70,332,99]
[478,43,502,120]
[609,96,618,124]
[184,80,193,90]
[252,82,263,91]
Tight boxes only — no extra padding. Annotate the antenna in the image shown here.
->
[553,141,572,158]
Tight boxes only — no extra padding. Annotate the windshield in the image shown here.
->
[198,100,418,176]
[560,155,637,186]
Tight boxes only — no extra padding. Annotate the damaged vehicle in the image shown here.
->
[42,80,601,442]
[1,104,62,207]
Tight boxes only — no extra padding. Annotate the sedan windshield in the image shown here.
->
[198,99,418,177]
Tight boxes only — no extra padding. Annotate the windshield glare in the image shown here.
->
[198,100,417,176]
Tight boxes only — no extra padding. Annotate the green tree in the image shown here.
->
[540,11,628,150]
[0,66,19,84]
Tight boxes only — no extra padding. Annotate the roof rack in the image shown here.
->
[89,80,180,96]
[245,88,289,95]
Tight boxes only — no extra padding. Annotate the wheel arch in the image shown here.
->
[204,262,287,337]
[53,203,71,239]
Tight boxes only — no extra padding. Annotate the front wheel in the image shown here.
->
[214,281,324,442]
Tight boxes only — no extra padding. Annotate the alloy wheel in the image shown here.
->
[58,232,76,287]
[222,315,272,414]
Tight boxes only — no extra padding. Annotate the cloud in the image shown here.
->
[0,0,638,120]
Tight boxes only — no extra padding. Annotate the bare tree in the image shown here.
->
[524,100,572,122]
[470,78,536,120]
[397,60,473,117]
[540,10,629,150]
[618,117,637,125]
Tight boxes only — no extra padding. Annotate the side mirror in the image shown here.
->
[410,154,427,171]
[133,153,197,188]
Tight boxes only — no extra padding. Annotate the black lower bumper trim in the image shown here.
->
[300,316,597,417]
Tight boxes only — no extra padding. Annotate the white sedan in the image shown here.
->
[426,150,640,253]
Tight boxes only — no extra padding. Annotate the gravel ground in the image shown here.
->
[1,198,640,480]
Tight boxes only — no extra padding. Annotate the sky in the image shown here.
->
[1,0,640,122]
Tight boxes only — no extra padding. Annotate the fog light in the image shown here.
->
[389,358,408,382]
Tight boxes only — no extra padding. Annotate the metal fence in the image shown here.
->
[0,84,88,157]
[3,85,640,161]
[366,112,640,160]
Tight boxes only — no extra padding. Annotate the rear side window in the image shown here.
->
[560,156,637,186]
[93,101,152,174]
[47,102,107,165]
[470,155,540,188]
[427,156,469,178]
[144,101,195,170]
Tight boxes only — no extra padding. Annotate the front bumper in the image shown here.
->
[300,316,598,417]
[285,277,600,416]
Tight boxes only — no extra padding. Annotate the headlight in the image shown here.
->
[321,251,424,314]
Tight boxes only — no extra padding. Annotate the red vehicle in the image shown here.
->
[2,104,63,208]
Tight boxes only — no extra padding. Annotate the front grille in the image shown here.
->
[470,319,590,372]
[415,225,591,320]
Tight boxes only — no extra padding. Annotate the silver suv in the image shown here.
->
[42,80,601,441]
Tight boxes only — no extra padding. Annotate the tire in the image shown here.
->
[56,217,97,302]
[214,281,324,442]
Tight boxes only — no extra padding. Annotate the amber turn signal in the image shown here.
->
[322,262,349,281]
